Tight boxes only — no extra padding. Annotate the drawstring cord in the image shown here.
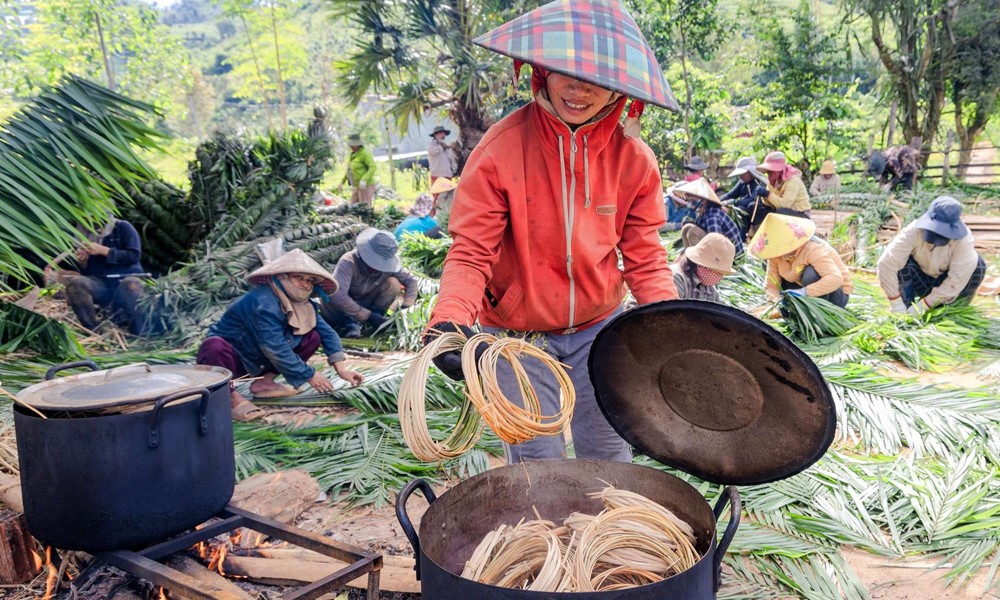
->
[583,135,591,208]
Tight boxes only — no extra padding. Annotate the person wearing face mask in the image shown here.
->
[877,196,986,316]
[196,250,365,422]
[749,213,852,309]
[421,0,680,465]
[672,233,736,302]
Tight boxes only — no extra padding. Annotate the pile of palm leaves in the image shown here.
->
[781,294,862,344]
[399,232,452,278]
[0,301,84,358]
[233,361,501,508]
[0,75,164,289]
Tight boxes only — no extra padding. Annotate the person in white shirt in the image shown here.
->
[427,126,458,183]
[877,196,986,316]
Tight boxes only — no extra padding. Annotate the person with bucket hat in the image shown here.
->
[394,193,442,241]
[672,233,736,302]
[749,213,852,309]
[427,125,459,183]
[755,150,812,221]
[320,228,419,338]
[195,249,365,422]
[877,196,986,315]
[424,0,680,465]
[720,156,769,241]
[810,160,842,197]
[675,178,743,255]
[338,133,377,206]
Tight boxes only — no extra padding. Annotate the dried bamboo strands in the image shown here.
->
[399,329,575,461]
[461,485,701,593]
[398,331,485,461]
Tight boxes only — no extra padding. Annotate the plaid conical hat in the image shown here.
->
[247,249,338,293]
[473,0,679,112]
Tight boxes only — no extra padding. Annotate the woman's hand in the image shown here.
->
[333,362,365,387]
[309,371,335,393]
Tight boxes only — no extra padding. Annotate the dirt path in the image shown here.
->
[965,141,996,184]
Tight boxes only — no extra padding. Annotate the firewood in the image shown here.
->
[224,555,418,594]
[164,556,253,600]
[0,473,23,514]
[230,470,321,548]
[0,510,36,584]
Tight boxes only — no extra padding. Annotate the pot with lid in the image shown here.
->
[13,361,235,551]
[396,301,837,598]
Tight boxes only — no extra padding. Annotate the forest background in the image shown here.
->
[2,0,998,194]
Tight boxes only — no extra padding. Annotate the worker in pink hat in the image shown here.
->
[752,151,812,230]
[424,0,680,464]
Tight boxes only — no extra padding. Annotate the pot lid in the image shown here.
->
[589,301,835,485]
[17,363,232,411]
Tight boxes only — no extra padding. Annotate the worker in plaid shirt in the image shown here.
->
[675,178,744,255]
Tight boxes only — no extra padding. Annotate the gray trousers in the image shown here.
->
[484,310,631,465]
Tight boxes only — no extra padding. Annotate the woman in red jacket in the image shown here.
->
[424,0,679,464]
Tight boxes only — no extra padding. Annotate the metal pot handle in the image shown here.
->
[712,486,741,592]
[102,362,152,382]
[395,478,437,581]
[147,388,211,449]
[45,360,99,380]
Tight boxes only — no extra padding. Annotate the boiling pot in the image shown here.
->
[397,301,836,598]
[14,361,235,551]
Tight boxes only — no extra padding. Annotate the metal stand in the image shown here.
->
[88,504,382,600]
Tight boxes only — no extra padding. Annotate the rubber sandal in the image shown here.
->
[251,384,299,399]
[232,401,266,422]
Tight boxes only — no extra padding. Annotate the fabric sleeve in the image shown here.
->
[877,225,919,300]
[427,142,442,157]
[720,181,742,202]
[924,236,979,306]
[329,256,371,322]
[394,268,420,306]
[252,300,315,387]
[764,259,781,299]
[360,149,377,185]
[766,177,807,210]
[619,160,678,304]
[105,221,142,266]
[429,147,508,328]
[809,178,822,197]
[672,270,690,300]
[802,244,845,297]
[313,305,346,364]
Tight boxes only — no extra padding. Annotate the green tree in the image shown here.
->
[950,0,1000,175]
[752,2,857,173]
[842,0,959,159]
[6,0,191,116]
[326,0,539,160]
[627,0,732,160]
[640,63,730,173]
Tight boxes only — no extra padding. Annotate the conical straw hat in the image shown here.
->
[246,249,338,293]
[430,177,457,194]
[675,178,721,205]
[473,0,679,111]
[748,214,816,260]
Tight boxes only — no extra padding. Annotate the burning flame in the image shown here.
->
[42,547,57,600]
[207,542,228,576]
[31,549,43,572]
[159,587,169,600]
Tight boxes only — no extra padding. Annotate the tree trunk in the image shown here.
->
[451,97,492,176]
[679,27,693,160]
[238,10,274,131]
[954,89,995,177]
[268,2,287,129]
[94,13,115,91]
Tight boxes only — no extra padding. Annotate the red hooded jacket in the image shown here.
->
[430,72,677,334]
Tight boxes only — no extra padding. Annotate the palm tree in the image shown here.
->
[326,0,540,164]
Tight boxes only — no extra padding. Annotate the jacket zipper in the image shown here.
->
[560,133,579,333]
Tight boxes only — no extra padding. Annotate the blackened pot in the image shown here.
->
[396,460,739,599]
[13,363,235,551]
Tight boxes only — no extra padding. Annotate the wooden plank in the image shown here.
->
[224,555,418,594]
[164,556,252,600]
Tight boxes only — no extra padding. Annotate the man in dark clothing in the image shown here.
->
[62,217,148,335]
[720,156,768,241]
[869,146,919,191]
[320,228,419,338]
